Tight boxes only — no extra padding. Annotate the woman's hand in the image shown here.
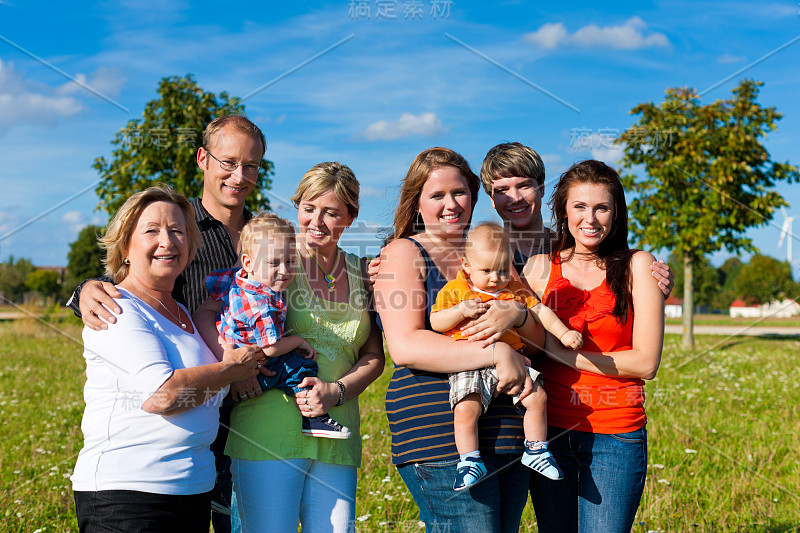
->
[294,377,338,417]
[231,377,263,402]
[460,299,526,347]
[221,341,264,383]
[492,342,530,396]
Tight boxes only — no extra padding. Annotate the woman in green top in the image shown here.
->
[197,162,385,532]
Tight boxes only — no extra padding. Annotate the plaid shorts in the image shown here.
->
[449,366,542,413]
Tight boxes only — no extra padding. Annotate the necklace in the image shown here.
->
[306,246,340,293]
[137,284,187,329]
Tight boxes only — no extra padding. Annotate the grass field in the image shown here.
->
[664,314,800,328]
[1,313,799,532]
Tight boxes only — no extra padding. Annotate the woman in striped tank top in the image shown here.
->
[374,148,545,533]
[523,160,665,533]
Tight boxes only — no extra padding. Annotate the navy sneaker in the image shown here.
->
[521,441,563,480]
[453,457,487,491]
[301,414,352,439]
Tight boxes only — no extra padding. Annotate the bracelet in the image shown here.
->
[491,342,496,367]
[516,308,529,328]
[335,380,347,406]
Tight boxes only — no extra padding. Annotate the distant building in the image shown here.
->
[729,298,800,318]
[664,296,683,318]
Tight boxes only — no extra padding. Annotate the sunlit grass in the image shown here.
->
[1,318,798,532]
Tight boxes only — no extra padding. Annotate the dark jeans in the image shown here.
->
[530,425,647,533]
[73,490,211,533]
[258,350,318,395]
[397,451,530,533]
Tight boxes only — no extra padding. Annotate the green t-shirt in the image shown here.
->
[225,252,371,467]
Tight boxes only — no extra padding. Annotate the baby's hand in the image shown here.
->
[560,330,583,349]
[297,339,318,361]
[459,298,489,319]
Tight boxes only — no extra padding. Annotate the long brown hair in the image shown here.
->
[549,160,634,322]
[386,147,480,242]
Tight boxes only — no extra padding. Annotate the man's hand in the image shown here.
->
[650,259,674,298]
[80,281,123,331]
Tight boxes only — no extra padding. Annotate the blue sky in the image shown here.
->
[1,0,799,272]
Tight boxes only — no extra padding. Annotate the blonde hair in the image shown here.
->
[291,162,360,219]
[464,221,511,260]
[203,115,266,158]
[239,212,296,258]
[480,142,545,195]
[101,186,200,283]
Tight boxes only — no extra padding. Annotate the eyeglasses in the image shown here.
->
[206,150,261,177]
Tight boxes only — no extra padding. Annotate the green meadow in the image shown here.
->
[1,314,798,532]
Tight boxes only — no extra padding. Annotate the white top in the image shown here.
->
[71,288,227,495]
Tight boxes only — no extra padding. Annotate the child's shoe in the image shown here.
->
[521,440,563,480]
[453,457,487,491]
[301,414,352,439]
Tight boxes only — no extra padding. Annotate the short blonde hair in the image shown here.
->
[203,115,266,158]
[464,221,511,260]
[291,162,360,219]
[239,212,296,259]
[101,186,200,283]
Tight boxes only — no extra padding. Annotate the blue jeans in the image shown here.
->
[258,350,318,395]
[530,426,647,533]
[398,452,530,533]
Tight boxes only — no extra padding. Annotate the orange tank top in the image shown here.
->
[539,257,646,434]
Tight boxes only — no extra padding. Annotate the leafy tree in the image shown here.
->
[713,257,744,309]
[25,270,61,301]
[64,224,106,299]
[620,80,799,349]
[668,253,720,309]
[0,256,35,303]
[94,74,274,216]
[734,254,794,305]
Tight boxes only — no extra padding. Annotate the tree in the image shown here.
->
[734,254,794,305]
[25,270,61,301]
[0,256,35,303]
[620,79,799,349]
[65,225,106,296]
[667,253,720,310]
[94,75,274,216]
[713,257,744,309]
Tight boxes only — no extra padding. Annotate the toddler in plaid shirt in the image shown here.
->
[431,222,582,490]
[205,212,351,439]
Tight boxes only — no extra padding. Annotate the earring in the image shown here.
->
[124,258,130,265]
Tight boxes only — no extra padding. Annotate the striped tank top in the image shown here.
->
[384,238,525,466]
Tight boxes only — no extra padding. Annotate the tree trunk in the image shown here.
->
[682,253,695,350]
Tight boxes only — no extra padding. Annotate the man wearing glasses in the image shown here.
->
[68,114,267,533]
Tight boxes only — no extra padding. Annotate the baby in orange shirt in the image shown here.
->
[431,222,582,491]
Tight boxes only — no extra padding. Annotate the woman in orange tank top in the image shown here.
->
[522,160,665,533]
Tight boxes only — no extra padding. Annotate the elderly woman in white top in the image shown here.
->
[71,186,263,533]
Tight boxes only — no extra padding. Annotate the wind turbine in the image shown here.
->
[778,207,794,264]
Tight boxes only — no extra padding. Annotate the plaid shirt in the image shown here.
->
[205,267,286,348]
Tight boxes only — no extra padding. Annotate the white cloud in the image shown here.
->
[58,66,126,97]
[0,60,83,128]
[524,17,669,51]
[362,112,447,141]
[718,53,747,64]
[62,211,87,233]
[569,133,625,165]
[360,185,385,198]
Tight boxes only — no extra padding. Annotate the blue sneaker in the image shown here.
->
[522,441,563,480]
[453,457,487,491]
[301,414,352,439]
